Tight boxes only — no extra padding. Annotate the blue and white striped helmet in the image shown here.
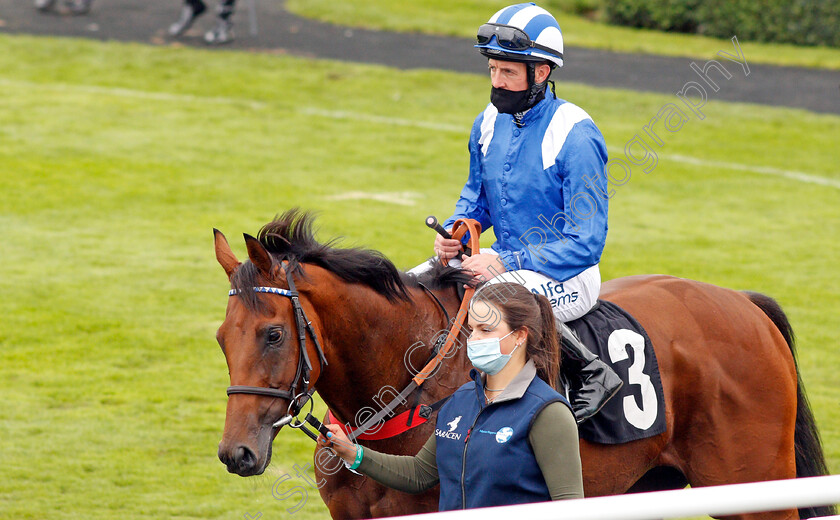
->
[475,3,564,68]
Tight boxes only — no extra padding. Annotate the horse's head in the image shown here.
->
[212,209,479,478]
[213,209,424,477]
[213,226,330,476]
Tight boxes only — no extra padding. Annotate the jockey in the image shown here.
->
[420,2,622,422]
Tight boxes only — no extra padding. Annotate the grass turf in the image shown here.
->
[286,0,840,70]
[0,33,838,519]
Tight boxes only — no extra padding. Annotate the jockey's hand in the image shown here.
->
[461,253,507,282]
[434,228,462,260]
[317,424,358,463]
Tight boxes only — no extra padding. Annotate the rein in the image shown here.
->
[225,219,482,444]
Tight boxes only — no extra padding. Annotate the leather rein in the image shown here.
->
[225,218,482,443]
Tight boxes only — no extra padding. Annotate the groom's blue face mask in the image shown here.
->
[467,329,521,375]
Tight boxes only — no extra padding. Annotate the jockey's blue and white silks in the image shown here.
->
[443,89,609,285]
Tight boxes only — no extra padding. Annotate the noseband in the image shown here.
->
[226,269,330,440]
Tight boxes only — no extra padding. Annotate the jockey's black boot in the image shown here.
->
[558,322,623,423]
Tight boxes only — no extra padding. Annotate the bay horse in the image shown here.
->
[214,209,833,519]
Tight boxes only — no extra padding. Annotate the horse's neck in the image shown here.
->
[312,283,466,425]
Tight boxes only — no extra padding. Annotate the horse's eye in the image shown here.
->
[266,328,284,345]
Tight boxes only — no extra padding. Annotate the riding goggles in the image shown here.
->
[476,23,562,59]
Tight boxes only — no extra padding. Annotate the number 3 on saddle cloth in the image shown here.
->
[565,300,667,444]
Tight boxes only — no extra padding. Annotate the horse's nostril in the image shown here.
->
[235,445,258,474]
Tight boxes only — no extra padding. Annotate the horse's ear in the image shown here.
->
[214,228,241,279]
[244,233,274,278]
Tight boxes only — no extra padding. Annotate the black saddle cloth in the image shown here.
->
[566,300,667,444]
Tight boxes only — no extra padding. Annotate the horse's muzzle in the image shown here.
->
[218,444,262,476]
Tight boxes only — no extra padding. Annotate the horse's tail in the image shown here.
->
[743,291,835,519]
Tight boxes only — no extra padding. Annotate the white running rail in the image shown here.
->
[384,475,840,520]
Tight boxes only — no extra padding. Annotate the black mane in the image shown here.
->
[230,209,474,311]
[403,260,476,293]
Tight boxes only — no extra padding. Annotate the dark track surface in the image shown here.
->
[1,0,838,114]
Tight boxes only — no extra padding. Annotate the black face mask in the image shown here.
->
[490,87,531,115]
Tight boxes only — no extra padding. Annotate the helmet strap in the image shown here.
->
[523,62,549,112]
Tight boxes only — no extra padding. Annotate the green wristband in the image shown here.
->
[348,444,364,470]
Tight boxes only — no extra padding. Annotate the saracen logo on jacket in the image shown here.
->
[436,415,463,441]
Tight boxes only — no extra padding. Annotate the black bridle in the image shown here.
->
[226,268,330,441]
